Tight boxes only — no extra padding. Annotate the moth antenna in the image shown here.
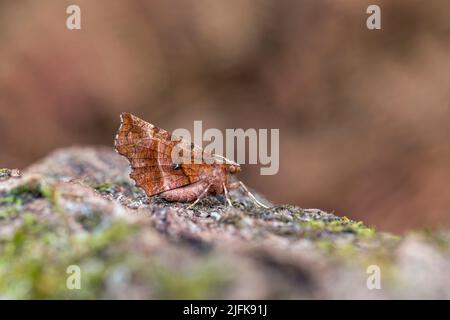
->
[214,154,239,166]
[238,181,270,209]
[223,183,233,207]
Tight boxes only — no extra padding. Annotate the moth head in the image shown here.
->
[227,163,241,174]
[214,154,241,174]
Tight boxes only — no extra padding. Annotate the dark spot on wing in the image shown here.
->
[172,163,182,170]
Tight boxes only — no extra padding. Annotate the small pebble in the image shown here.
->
[0,168,21,179]
[11,169,21,177]
[210,211,221,221]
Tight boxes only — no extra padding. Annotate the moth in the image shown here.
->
[114,113,268,209]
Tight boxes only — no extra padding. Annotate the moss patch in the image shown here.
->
[0,212,137,299]
[91,182,115,193]
[0,179,51,221]
[149,261,229,299]
[299,216,376,238]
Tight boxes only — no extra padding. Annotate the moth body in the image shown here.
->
[115,112,240,202]
[114,112,268,208]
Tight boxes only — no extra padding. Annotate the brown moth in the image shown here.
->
[114,112,268,208]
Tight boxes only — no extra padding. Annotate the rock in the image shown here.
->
[0,146,449,299]
[0,168,21,180]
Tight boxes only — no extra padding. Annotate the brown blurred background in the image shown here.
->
[1,0,449,233]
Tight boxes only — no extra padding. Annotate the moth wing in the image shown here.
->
[115,112,210,196]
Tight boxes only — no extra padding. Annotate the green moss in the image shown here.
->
[92,182,114,193]
[39,183,58,202]
[0,187,27,220]
[0,195,19,205]
[10,183,43,199]
[0,191,24,207]
[316,240,335,253]
[0,180,47,208]
[315,240,357,256]
[298,216,376,238]
[0,206,20,219]
[0,200,230,299]
[76,212,103,231]
[0,212,137,299]
[0,168,10,178]
[150,262,228,299]
[78,221,135,252]
[418,230,450,252]
[0,180,57,221]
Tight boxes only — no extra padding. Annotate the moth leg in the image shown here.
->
[222,183,233,207]
[187,184,212,210]
[238,181,270,209]
[227,181,240,190]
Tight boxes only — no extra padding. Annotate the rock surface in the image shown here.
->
[0,146,449,299]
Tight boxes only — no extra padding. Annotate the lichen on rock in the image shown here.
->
[0,146,449,299]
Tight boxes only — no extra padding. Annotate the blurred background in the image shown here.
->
[1,0,449,233]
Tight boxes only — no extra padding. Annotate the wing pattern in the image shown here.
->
[114,112,219,196]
